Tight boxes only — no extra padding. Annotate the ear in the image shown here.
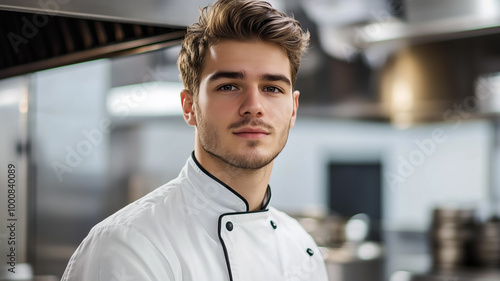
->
[181,89,197,126]
[290,90,300,128]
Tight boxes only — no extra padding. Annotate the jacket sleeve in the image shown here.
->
[61,224,179,281]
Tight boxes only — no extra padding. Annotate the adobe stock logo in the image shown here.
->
[7,0,70,54]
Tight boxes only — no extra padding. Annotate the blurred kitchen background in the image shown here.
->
[1,0,500,280]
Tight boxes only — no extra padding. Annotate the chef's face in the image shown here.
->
[182,40,299,170]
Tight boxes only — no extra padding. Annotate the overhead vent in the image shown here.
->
[0,10,186,79]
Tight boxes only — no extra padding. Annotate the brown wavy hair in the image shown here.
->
[177,0,310,99]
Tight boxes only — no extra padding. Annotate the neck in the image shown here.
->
[194,148,272,212]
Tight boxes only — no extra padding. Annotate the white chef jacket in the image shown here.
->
[62,153,329,281]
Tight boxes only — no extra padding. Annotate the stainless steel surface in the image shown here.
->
[488,117,500,221]
[325,256,384,281]
[0,28,184,79]
[322,241,384,281]
[0,0,212,27]
[0,263,32,280]
[30,59,114,277]
[366,0,500,45]
[409,268,500,281]
[0,10,186,79]
[0,0,211,79]
[303,0,500,64]
[477,75,500,235]
[379,42,471,126]
[0,76,29,270]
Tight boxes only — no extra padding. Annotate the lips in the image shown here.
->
[233,127,270,139]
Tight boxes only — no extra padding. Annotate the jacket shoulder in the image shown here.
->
[62,224,180,280]
[95,177,185,229]
[62,178,187,280]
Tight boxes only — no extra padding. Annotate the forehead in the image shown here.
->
[201,40,291,80]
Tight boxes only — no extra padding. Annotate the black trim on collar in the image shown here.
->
[191,151,250,212]
[261,185,272,210]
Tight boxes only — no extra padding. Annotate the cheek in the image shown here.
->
[273,102,294,120]
[207,97,241,117]
[199,100,231,123]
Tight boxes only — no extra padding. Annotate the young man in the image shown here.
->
[62,0,328,280]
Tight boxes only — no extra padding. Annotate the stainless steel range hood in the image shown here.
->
[302,0,500,65]
[0,0,213,79]
[296,0,500,126]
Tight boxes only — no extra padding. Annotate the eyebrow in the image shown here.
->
[208,71,244,82]
[261,74,291,86]
[207,71,291,86]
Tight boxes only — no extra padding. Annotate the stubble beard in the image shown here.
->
[196,109,291,170]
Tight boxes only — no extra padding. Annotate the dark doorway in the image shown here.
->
[328,162,382,241]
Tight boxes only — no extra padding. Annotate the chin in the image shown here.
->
[233,150,276,169]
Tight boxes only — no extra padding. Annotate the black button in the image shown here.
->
[226,221,233,231]
[306,248,314,256]
[270,220,277,229]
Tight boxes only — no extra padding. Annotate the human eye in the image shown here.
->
[217,84,237,91]
[263,86,283,93]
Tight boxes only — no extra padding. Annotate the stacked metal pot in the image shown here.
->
[430,206,500,268]
[430,207,475,268]
[473,217,500,267]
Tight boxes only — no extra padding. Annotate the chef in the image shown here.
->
[61,0,329,280]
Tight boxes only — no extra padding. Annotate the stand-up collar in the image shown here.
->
[184,152,271,213]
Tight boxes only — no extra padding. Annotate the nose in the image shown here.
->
[239,86,263,117]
